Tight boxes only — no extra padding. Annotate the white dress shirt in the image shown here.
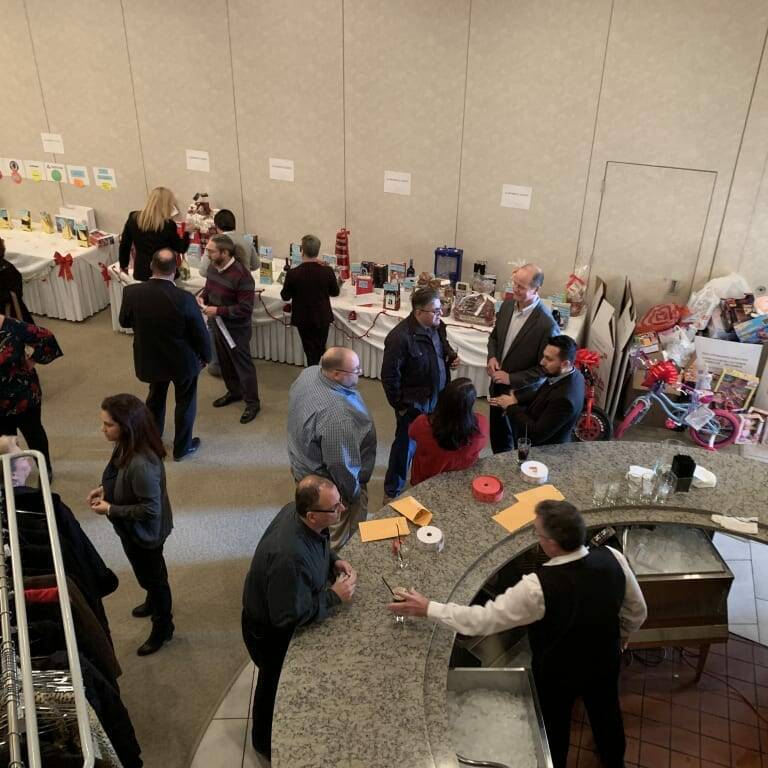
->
[427,545,648,639]
[500,296,540,363]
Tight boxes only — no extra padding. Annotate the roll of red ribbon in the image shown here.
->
[472,475,504,503]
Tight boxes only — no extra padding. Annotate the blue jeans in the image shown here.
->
[384,408,419,497]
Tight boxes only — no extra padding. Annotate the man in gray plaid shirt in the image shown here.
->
[287,347,377,549]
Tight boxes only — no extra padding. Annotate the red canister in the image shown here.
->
[472,475,504,503]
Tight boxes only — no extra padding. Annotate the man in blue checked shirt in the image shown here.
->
[287,347,377,549]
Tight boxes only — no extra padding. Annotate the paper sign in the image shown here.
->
[67,165,90,187]
[25,160,44,181]
[384,170,411,196]
[492,503,537,534]
[501,184,533,210]
[5,159,24,180]
[359,516,410,542]
[93,167,117,190]
[388,496,433,526]
[514,484,565,505]
[269,157,294,182]
[44,162,66,183]
[186,149,210,173]
[41,132,64,154]
[693,335,762,378]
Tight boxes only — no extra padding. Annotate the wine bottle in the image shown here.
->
[406,258,415,278]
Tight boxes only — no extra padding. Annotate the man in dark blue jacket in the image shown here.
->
[242,476,357,765]
[380,287,458,501]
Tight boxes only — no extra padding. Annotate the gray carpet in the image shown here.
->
[32,309,400,767]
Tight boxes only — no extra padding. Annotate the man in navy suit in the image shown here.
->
[119,248,211,460]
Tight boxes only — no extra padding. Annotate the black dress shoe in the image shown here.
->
[240,405,261,424]
[137,621,175,656]
[174,437,201,461]
[131,601,152,618]
[213,393,243,408]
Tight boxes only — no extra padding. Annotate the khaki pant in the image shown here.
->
[329,484,369,551]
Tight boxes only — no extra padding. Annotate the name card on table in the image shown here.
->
[492,485,565,534]
[388,496,433,526]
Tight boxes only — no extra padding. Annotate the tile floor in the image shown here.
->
[193,533,768,766]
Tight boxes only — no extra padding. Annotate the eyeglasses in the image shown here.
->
[335,367,363,375]
[308,502,345,515]
[419,307,442,315]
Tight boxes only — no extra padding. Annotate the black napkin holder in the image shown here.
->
[671,454,696,492]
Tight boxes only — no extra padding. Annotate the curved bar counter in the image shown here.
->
[272,442,768,767]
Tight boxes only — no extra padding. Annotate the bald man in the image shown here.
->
[287,347,377,549]
[487,263,559,454]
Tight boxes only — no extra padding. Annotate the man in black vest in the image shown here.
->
[489,335,585,446]
[119,248,211,460]
[389,500,647,768]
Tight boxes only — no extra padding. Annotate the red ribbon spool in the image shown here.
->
[472,475,504,503]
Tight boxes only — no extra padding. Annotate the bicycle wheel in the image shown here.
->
[689,409,740,450]
[615,399,651,440]
[573,406,613,442]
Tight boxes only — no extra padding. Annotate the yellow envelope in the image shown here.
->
[492,502,538,534]
[514,484,565,505]
[358,516,411,543]
[389,496,433,526]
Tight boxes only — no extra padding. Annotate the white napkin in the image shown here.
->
[692,466,717,488]
[711,514,758,534]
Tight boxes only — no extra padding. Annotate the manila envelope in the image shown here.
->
[389,496,433,526]
[492,502,538,534]
[514,484,565,505]
[358,516,411,543]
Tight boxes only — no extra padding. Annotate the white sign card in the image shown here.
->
[67,165,90,187]
[93,167,117,190]
[269,158,294,182]
[41,132,64,154]
[44,162,66,183]
[25,160,44,181]
[5,159,25,178]
[586,295,616,410]
[384,170,411,196]
[501,184,533,210]
[693,336,763,378]
[185,149,210,173]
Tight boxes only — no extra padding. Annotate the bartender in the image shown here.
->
[389,500,647,768]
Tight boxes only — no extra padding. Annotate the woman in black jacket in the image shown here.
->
[0,236,33,323]
[88,393,174,656]
[118,187,189,281]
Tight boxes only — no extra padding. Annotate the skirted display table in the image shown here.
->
[271,442,768,768]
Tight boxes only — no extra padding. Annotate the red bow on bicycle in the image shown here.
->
[642,361,679,388]
[575,348,600,370]
[54,252,74,281]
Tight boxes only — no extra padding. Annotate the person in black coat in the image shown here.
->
[279,234,340,366]
[0,236,34,323]
[119,249,211,460]
[489,335,585,446]
[88,394,175,656]
[118,186,189,281]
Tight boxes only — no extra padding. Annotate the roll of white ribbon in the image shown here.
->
[521,460,548,484]
[416,525,445,552]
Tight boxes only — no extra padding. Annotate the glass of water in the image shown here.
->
[592,478,610,506]
[655,470,677,504]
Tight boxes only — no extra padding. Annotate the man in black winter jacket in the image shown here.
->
[380,287,458,501]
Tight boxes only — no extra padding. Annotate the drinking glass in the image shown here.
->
[604,474,623,506]
[640,471,657,503]
[592,478,610,506]
[517,437,532,465]
[626,471,643,502]
[655,470,677,504]
[391,537,410,569]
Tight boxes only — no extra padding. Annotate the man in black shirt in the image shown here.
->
[242,476,357,765]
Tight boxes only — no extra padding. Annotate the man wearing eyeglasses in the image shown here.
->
[287,347,376,549]
[242,475,357,766]
[381,286,459,502]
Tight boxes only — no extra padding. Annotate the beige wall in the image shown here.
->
[1,0,767,294]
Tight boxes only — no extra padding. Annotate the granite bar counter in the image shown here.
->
[272,442,768,768]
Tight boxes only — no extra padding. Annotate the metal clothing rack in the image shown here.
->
[0,450,95,767]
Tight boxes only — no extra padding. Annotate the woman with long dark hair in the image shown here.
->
[87,393,174,655]
[408,377,489,485]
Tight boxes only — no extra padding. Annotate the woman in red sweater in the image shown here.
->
[408,378,489,486]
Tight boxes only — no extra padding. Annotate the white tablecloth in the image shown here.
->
[4,224,117,321]
[108,265,585,397]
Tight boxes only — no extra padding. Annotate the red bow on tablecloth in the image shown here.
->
[54,252,74,281]
[98,262,111,284]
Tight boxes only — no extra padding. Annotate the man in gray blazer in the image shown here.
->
[487,263,559,453]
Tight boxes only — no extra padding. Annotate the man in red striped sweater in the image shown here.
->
[197,235,261,423]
